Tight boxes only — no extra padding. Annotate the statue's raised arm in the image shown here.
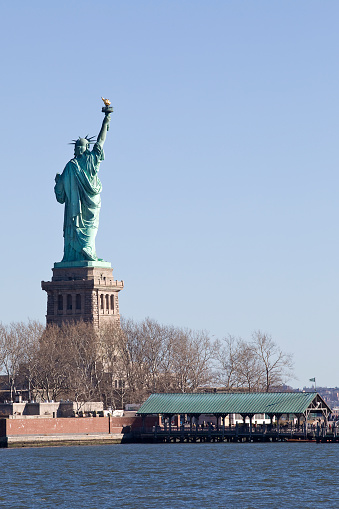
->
[97,97,113,148]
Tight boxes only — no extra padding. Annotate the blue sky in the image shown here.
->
[1,1,339,388]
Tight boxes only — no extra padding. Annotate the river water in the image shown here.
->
[1,442,338,508]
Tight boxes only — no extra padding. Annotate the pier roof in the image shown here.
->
[137,392,331,416]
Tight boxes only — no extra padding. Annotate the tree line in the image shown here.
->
[0,318,294,409]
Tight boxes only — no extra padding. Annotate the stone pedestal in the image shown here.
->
[41,261,124,328]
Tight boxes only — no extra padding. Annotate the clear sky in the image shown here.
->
[1,1,339,388]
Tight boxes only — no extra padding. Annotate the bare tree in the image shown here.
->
[1,318,295,408]
[116,318,217,400]
[171,328,216,392]
[236,340,262,392]
[17,320,45,400]
[0,322,6,375]
[215,336,261,392]
[29,325,69,401]
[137,317,169,393]
[99,322,129,409]
[215,331,294,393]
[64,322,103,410]
[158,324,180,393]
[30,322,106,406]
[252,330,294,392]
[119,317,149,403]
[0,321,43,401]
[215,335,242,390]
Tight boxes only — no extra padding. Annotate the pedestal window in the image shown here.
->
[58,295,63,311]
[67,294,72,310]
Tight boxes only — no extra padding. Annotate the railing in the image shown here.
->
[136,422,339,442]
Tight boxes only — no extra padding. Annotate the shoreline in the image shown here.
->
[1,433,127,448]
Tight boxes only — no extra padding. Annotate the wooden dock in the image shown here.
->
[134,423,339,443]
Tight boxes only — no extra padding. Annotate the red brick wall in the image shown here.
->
[0,415,157,437]
[110,416,157,433]
[4,417,109,436]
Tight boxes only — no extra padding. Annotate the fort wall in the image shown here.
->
[0,415,157,447]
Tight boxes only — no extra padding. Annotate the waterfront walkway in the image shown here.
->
[136,423,339,443]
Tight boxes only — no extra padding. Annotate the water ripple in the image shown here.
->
[1,442,338,508]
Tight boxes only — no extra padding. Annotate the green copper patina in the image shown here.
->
[54,101,112,264]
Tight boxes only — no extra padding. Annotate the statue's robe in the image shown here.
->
[55,143,104,262]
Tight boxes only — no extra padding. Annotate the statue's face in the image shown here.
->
[74,141,88,157]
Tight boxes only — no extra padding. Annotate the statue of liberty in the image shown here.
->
[54,99,112,263]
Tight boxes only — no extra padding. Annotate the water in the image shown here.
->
[0,442,338,508]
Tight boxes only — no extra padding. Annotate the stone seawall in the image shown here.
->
[0,416,157,448]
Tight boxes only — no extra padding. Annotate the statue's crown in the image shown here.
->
[69,135,96,146]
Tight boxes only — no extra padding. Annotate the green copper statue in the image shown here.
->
[54,99,113,262]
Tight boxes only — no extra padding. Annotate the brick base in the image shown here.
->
[41,265,124,328]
